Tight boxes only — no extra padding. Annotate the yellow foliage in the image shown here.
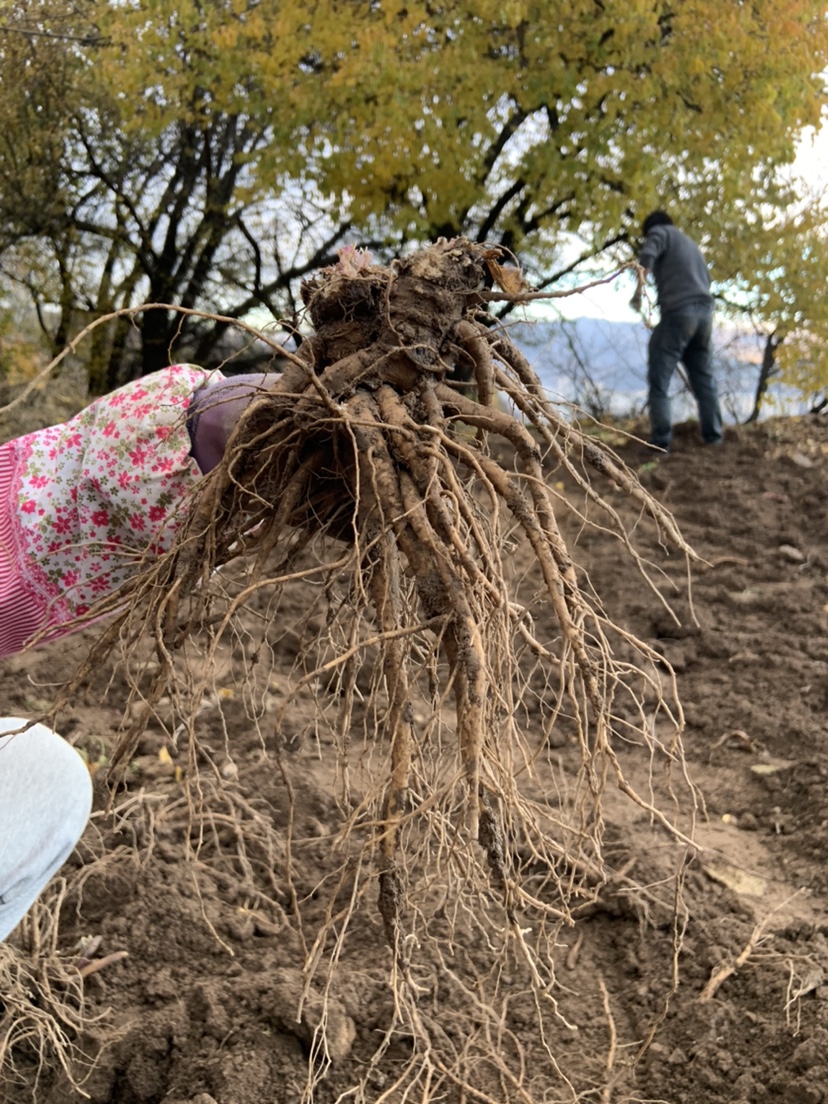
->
[1,0,827,396]
[80,0,828,249]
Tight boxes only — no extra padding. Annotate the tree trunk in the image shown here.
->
[746,332,781,423]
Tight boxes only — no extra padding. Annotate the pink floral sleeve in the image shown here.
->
[3,364,219,638]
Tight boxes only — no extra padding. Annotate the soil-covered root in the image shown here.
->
[65,237,697,884]
[45,239,700,1100]
[0,885,112,1098]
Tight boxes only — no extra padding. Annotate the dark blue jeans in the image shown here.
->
[647,301,723,450]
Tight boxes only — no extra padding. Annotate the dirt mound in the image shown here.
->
[3,413,828,1104]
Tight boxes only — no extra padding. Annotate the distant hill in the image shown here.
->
[506,315,777,423]
[507,317,649,417]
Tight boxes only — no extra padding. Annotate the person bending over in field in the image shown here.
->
[0,364,279,941]
[630,210,723,453]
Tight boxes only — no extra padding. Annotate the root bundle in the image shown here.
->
[39,238,702,1102]
[71,238,698,899]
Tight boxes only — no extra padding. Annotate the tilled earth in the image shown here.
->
[2,414,828,1104]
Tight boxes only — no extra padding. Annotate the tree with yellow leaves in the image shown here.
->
[0,0,826,391]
